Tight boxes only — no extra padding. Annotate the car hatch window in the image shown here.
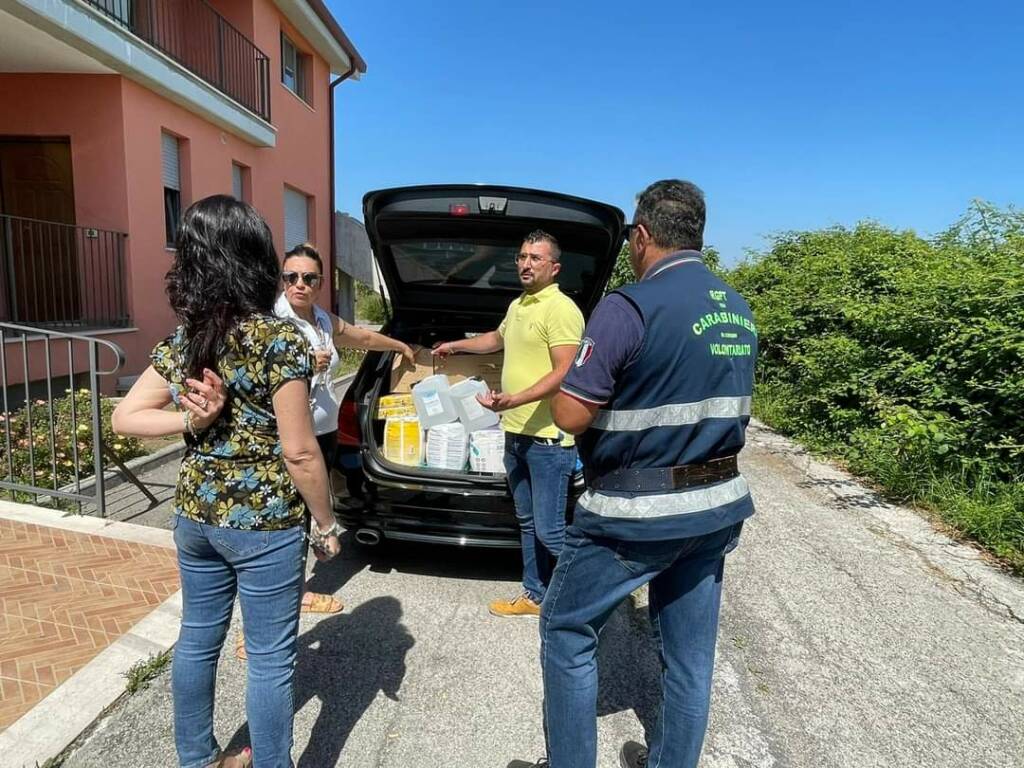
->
[390,240,597,296]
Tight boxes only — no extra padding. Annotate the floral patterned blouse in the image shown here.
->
[151,314,313,530]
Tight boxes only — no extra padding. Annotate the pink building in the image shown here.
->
[0,0,365,388]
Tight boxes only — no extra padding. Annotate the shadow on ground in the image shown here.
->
[596,597,662,741]
[222,536,521,764]
[224,596,415,766]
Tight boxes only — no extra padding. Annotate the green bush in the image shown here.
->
[727,202,1024,571]
[606,243,721,293]
[0,389,146,505]
[355,281,388,324]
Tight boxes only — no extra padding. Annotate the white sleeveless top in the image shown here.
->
[274,294,340,436]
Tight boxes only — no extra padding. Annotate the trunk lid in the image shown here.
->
[362,184,626,320]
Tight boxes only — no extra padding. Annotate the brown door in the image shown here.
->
[0,139,79,324]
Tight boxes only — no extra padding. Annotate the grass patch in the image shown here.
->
[123,649,172,694]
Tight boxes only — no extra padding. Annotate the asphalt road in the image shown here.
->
[59,422,1024,768]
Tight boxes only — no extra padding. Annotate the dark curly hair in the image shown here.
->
[165,195,280,377]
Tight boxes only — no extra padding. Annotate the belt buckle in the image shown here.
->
[670,465,689,489]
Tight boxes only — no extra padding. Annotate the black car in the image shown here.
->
[331,184,625,548]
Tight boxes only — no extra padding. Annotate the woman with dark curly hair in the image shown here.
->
[112,195,340,768]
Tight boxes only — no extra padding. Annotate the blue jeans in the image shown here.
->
[504,434,576,602]
[541,521,743,768]
[172,515,305,768]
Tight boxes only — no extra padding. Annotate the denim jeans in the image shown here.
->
[172,515,306,768]
[504,433,576,602]
[540,521,743,768]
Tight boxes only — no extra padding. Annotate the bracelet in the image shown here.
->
[309,518,343,550]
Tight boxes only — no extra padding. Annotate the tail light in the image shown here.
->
[337,397,361,447]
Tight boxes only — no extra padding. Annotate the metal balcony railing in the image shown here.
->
[0,215,130,329]
[83,0,272,122]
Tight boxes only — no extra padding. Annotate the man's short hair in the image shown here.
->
[635,180,705,251]
[522,229,561,262]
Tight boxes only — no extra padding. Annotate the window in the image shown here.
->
[283,187,310,251]
[232,162,249,202]
[161,132,182,246]
[281,33,309,103]
[390,240,595,297]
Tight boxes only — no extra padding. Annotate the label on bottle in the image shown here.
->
[461,395,486,421]
[422,390,444,417]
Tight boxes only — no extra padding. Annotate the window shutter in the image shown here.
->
[161,133,180,190]
[284,187,309,251]
[232,163,244,201]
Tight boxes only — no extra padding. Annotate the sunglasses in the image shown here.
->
[282,271,321,288]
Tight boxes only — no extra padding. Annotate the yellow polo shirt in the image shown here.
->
[498,283,584,444]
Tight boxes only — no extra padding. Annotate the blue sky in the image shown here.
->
[328,1,1022,265]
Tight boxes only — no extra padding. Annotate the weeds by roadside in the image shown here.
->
[123,649,172,694]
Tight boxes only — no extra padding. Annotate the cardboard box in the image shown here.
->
[390,350,505,393]
[434,353,504,392]
[391,348,436,392]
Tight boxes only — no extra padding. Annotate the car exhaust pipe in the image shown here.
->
[355,528,382,546]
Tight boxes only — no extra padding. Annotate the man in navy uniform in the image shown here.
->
[515,180,758,768]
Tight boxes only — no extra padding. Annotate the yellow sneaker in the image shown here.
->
[488,592,541,618]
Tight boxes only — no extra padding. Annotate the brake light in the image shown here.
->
[449,203,470,216]
[337,398,361,446]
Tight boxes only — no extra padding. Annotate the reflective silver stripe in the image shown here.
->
[578,476,749,519]
[592,396,751,432]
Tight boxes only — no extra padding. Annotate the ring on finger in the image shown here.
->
[200,397,209,409]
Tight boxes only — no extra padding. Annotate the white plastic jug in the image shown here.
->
[411,374,457,429]
[449,378,499,432]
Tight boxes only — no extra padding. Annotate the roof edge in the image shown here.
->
[303,0,366,73]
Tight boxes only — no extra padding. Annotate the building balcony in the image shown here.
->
[0,0,276,146]
[83,0,271,122]
[0,215,130,329]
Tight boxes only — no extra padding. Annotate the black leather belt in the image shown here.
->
[587,456,739,492]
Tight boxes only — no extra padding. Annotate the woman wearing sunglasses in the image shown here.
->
[112,196,341,768]
[222,243,412,648]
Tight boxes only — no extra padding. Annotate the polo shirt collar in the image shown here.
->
[521,282,561,303]
[641,250,704,281]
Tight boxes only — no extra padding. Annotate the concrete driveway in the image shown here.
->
[58,423,1024,767]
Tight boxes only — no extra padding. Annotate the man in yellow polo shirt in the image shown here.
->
[433,230,583,616]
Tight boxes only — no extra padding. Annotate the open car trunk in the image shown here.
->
[355,184,625,489]
[360,342,516,493]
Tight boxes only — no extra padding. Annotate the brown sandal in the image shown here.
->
[300,592,344,614]
[207,747,252,768]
